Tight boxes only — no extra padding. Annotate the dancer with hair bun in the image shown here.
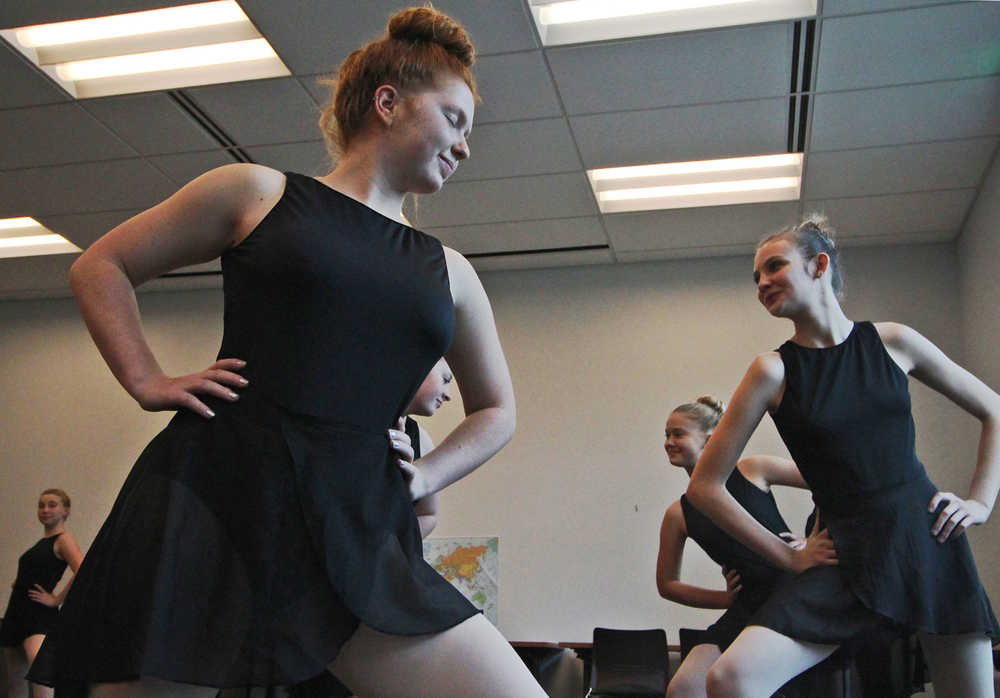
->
[687,215,1000,697]
[28,6,544,696]
[1,489,83,698]
[657,397,813,698]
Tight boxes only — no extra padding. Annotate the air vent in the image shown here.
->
[787,19,816,154]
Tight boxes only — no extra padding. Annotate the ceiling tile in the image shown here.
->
[811,77,1000,152]
[244,141,331,175]
[285,54,564,131]
[803,189,977,238]
[547,24,792,115]
[616,245,757,263]
[149,150,241,186]
[605,202,800,252]
[38,209,143,248]
[473,247,613,273]
[803,138,997,199]
[451,118,580,182]
[816,3,1000,92]
[0,103,137,169]
[821,0,949,15]
[0,0,196,27]
[0,42,70,109]
[0,160,177,217]
[474,52,562,124]
[185,77,320,147]
[240,0,536,75]
[412,173,598,228]
[83,93,222,155]
[571,99,788,169]
[426,217,606,255]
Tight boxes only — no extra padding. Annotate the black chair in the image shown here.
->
[678,627,712,660]
[586,627,669,697]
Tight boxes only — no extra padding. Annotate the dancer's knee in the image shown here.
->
[667,671,703,698]
[704,659,744,698]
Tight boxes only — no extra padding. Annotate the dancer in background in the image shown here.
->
[1,489,82,698]
[395,357,455,539]
[29,6,544,697]
[657,397,812,698]
[688,215,999,697]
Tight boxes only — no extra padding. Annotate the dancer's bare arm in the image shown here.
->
[69,164,283,417]
[878,322,1000,540]
[408,248,515,499]
[657,501,739,608]
[687,354,837,573]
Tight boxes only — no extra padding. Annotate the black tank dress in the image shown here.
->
[751,321,999,643]
[680,469,792,650]
[0,534,66,646]
[28,173,478,694]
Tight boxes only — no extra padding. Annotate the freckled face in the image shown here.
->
[753,238,815,318]
[664,413,709,471]
[37,495,67,527]
[384,73,474,195]
[407,358,454,417]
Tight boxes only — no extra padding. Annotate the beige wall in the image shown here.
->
[957,151,1000,612]
[3,240,991,662]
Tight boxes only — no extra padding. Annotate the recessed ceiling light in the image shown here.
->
[0,218,83,259]
[0,1,289,98]
[529,0,817,45]
[589,153,802,213]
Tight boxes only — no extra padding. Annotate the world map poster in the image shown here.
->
[423,536,499,626]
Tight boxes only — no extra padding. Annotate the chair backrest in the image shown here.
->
[678,627,712,660]
[589,627,669,696]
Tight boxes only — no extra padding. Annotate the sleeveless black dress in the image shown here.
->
[28,173,478,694]
[0,534,66,645]
[680,469,792,650]
[751,322,999,643]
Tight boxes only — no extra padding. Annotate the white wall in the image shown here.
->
[0,241,991,688]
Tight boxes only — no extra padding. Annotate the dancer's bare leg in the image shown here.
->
[667,644,720,698]
[2,647,19,698]
[917,631,993,698]
[705,625,837,698]
[89,678,218,697]
[329,614,546,698]
[21,636,51,698]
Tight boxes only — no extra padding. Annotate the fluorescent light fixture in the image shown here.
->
[0,1,289,98]
[14,3,247,47]
[0,218,83,259]
[589,153,802,213]
[529,0,817,45]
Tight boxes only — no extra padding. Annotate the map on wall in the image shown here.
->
[423,536,498,626]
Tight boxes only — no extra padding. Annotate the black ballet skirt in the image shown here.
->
[28,173,478,694]
[0,534,67,646]
[288,417,425,698]
[680,469,792,650]
[751,321,999,644]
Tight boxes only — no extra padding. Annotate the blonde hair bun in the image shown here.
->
[387,6,475,67]
[695,395,725,417]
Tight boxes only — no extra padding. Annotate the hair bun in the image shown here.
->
[695,395,725,416]
[799,212,837,248]
[387,6,475,67]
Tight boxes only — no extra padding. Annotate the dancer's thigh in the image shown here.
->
[329,614,546,698]
[917,631,993,698]
[667,643,720,698]
[706,625,837,698]
[89,677,218,698]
